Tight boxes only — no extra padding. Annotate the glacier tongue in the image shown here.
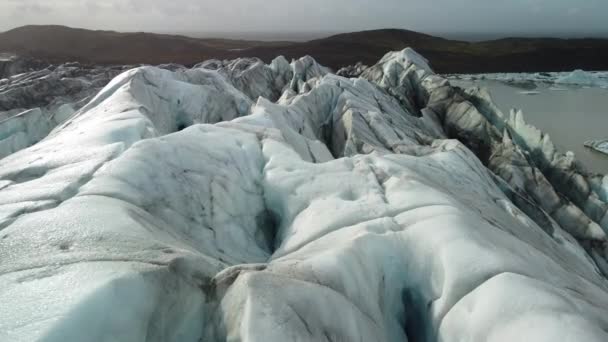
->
[1,49,608,342]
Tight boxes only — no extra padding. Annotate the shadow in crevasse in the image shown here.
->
[401,287,432,342]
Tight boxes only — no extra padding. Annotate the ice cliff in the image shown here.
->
[1,49,608,342]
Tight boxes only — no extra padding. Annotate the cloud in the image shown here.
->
[17,3,53,14]
[0,0,606,37]
[6,0,53,14]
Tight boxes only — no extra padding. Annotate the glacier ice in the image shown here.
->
[1,49,608,341]
[0,55,48,80]
[0,62,135,158]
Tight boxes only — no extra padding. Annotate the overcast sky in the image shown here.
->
[1,0,607,39]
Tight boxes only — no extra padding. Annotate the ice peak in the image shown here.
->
[377,47,433,73]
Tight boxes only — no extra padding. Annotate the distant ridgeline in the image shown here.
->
[1,25,608,73]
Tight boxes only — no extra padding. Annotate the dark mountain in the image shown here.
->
[0,25,294,65]
[2,25,608,73]
[0,25,217,65]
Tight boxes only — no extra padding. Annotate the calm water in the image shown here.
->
[450,79,608,174]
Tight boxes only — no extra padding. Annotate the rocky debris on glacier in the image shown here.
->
[336,62,369,78]
[586,140,608,156]
[1,48,608,342]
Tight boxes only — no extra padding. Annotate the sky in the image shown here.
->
[1,0,607,39]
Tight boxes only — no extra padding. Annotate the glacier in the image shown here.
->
[1,48,608,341]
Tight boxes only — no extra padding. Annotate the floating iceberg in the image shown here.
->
[1,49,608,341]
[448,70,608,88]
[586,140,608,155]
[518,90,541,95]
[556,69,603,86]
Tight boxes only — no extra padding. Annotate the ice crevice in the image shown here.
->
[2,49,608,341]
